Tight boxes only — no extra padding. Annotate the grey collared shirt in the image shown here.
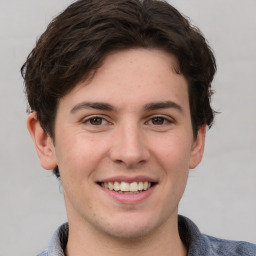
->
[37,215,256,256]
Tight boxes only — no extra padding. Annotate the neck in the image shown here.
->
[65,216,187,256]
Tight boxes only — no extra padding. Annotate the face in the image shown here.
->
[30,48,205,240]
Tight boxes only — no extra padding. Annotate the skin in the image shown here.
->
[28,48,205,256]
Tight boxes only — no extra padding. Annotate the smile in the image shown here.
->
[100,181,153,194]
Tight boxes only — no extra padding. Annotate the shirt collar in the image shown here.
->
[47,223,68,256]
[178,215,212,255]
[43,216,214,256]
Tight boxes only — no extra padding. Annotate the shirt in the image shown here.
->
[37,215,256,256]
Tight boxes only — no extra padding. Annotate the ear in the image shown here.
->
[27,112,57,170]
[189,125,206,169]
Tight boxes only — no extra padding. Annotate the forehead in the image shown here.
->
[58,48,189,112]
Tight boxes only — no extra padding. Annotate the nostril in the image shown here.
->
[114,160,123,164]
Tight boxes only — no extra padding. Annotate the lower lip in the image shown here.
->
[99,185,156,204]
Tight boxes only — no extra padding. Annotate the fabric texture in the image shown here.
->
[37,215,256,256]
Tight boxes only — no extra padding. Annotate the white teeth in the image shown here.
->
[108,182,114,190]
[120,181,130,192]
[143,181,149,190]
[101,181,152,193]
[114,181,120,191]
[130,182,138,192]
[138,182,144,190]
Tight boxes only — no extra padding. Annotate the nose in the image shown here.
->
[109,122,150,168]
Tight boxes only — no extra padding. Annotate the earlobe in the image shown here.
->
[189,125,206,169]
[27,112,57,170]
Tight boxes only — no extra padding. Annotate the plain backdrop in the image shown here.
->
[0,0,255,255]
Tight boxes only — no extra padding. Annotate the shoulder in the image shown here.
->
[37,249,48,256]
[178,215,256,256]
[36,223,68,256]
[202,234,256,256]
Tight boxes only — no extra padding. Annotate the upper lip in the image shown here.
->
[97,175,158,183]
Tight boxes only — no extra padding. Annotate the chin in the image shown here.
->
[104,223,153,240]
[97,213,162,240]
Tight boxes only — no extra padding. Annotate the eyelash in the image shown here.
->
[82,115,174,126]
[146,115,174,126]
[82,115,110,126]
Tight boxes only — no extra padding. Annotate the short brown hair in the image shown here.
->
[21,0,216,177]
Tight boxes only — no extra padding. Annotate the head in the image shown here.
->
[21,0,216,179]
[22,0,217,244]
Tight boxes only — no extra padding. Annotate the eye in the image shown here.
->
[151,116,166,125]
[89,117,104,125]
[146,116,173,126]
[83,116,108,126]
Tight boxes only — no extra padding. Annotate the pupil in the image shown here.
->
[90,118,102,125]
[152,117,164,125]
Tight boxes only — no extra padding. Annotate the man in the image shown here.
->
[21,0,256,255]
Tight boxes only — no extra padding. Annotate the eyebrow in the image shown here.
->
[70,100,183,114]
[144,101,183,113]
[70,102,114,113]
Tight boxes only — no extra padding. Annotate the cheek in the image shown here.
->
[154,135,193,173]
[55,134,106,180]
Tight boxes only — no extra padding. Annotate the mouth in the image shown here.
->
[98,181,156,194]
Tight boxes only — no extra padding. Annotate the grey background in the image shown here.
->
[0,0,255,255]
